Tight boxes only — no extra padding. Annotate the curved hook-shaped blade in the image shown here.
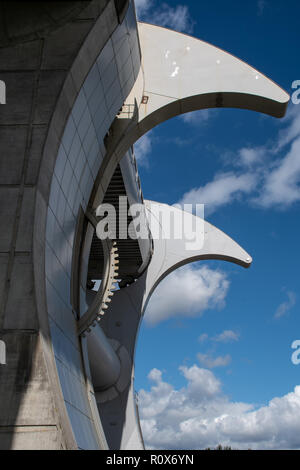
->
[144,200,252,299]
[137,22,289,126]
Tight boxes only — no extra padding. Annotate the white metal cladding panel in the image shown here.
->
[46,278,77,347]
[44,2,141,449]
[65,402,100,450]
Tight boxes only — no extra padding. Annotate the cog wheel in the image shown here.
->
[78,240,119,337]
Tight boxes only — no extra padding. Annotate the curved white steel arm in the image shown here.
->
[93,23,289,206]
[97,201,252,449]
[139,200,252,308]
[136,22,289,127]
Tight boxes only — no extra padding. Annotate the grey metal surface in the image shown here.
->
[88,324,121,390]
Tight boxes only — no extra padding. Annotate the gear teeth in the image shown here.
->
[96,311,104,321]
[80,241,119,335]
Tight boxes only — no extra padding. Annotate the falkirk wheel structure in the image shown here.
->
[0,0,289,449]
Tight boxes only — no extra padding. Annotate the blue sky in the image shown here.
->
[132,0,300,450]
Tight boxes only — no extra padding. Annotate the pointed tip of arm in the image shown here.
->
[203,219,253,269]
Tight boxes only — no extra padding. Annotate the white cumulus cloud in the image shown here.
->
[134,133,153,167]
[178,172,257,215]
[134,0,153,17]
[198,333,209,343]
[138,365,300,450]
[257,0,267,16]
[176,106,300,213]
[274,291,296,319]
[135,1,194,33]
[213,329,240,343]
[238,147,266,168]
[181,109,214,126]
[254,137,300,208]
[197,353,231,368]
[276,103,300,150]
[144,264,230,325]
[198,330,240,344]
